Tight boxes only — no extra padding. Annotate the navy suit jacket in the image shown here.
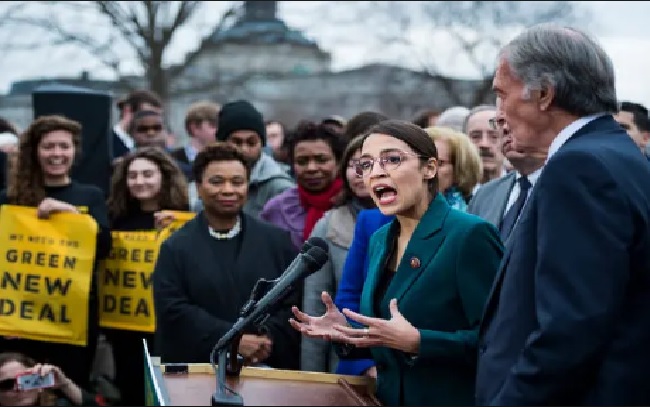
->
[112,129,130,159]
[476,115,650,406]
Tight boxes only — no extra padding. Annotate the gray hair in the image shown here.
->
[463,105,497,134]
[436,106,470,132]
[499,23,618,116]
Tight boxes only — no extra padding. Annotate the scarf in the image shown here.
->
[444,186,468,212]
[298,178,344,241]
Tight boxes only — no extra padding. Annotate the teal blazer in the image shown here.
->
[361,194,503,406]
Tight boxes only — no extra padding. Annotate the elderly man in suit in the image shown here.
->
[467,114,546,243]
[475,23,650,405]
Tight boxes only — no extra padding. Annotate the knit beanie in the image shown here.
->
[215,100,266,146]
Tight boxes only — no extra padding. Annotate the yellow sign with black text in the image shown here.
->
[0,205,98,346]
[99,211,195,333]
[98,231,159,332]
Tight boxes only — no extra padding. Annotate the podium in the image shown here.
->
[144,342,380,406]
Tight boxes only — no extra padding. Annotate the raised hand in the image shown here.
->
[30,363,83,405]
[333,299,420,353]
[289,291,349,342]
[30,363,67,388]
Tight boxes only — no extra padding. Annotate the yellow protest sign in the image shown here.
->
[0,205,98,346]
[99,211,194,333]
[99,231,159,333]
[156,210,196,242]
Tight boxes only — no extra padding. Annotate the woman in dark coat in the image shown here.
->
[153,142,300,369]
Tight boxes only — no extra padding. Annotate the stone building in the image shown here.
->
[0,0,492,141]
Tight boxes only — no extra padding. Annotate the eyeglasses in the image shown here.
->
[135,124,163,133]
[488,117,506,130]
[355,151,425,177]
[0,378,15,392]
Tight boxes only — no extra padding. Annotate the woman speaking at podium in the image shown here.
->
[290,121,503,406]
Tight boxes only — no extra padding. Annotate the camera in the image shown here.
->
[15,372,55,391]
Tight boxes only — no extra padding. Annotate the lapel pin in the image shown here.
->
[410,256,421,269]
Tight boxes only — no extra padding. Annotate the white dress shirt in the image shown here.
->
[184,144,198,163]
[545,113,606,164]
[503,167,543,214]
[503,113,606,224]
[113,123,134,151]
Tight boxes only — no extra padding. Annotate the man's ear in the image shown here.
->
[538,85,555,111]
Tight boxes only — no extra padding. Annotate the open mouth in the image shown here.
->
[372,184,397,205]
[47,158,67,167]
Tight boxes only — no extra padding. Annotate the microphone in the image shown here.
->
[240,239,316,318]
[210,238,329,406]
[214,238,329,352]
[249,237,328,318]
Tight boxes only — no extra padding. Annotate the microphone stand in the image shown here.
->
[211,278,277,406]
[213,345,244,406]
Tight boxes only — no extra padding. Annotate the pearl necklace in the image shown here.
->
[208,216,241,240]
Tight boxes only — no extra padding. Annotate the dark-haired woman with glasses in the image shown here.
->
[290,120,504,406]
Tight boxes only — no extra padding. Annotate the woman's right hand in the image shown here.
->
[37,198,79,219]
[289,291,349,342]
[154,210,176,231]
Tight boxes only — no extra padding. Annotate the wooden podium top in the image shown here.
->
[147,358,380,406]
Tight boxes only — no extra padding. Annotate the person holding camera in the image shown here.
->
[0,352,108,406]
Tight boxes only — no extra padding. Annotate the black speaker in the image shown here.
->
[32,84,113,196]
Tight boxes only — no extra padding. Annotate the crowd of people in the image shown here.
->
[0,22,649,406]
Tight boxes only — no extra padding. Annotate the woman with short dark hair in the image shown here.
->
[153,142,300,369]
[260,121,346,250]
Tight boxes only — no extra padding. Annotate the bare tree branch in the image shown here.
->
[0,0,238,102]
[353,0,591,107]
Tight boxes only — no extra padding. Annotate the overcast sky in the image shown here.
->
[0,1,648,108]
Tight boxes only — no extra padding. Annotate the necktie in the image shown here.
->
[499,176,531,241]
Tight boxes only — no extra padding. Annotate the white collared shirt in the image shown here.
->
[184,144,198,163]
[503,167,543,214]
[113,123,134,151]
[545,114,606,164]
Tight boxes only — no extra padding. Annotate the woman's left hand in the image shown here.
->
[333,299,420,354]
[31,363,83,405]
[30,363,69,388]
